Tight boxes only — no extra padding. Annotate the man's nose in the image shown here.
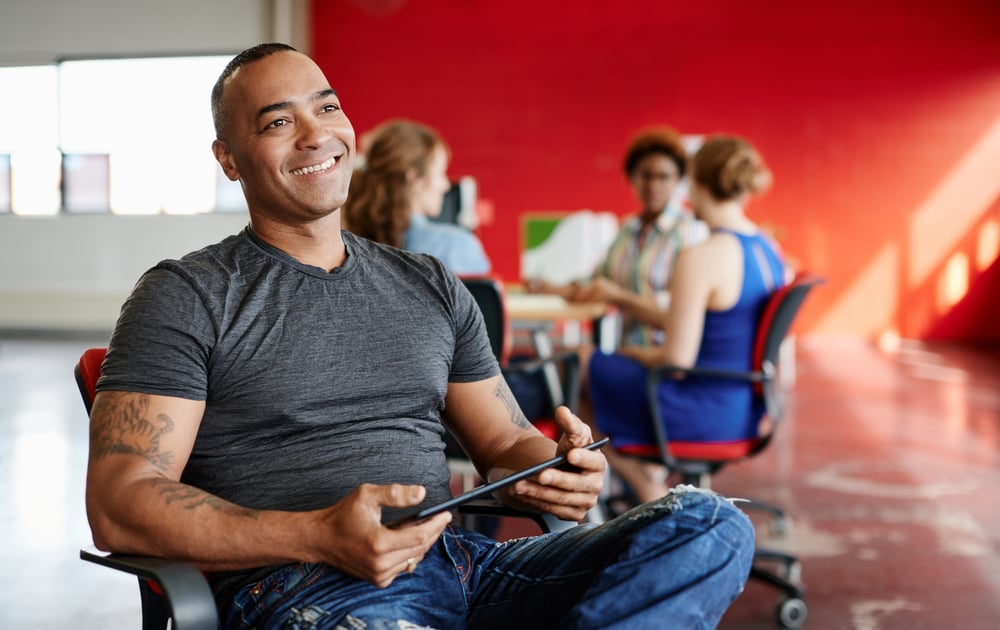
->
[296,116,332,149]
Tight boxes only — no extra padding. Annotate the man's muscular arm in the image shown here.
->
[444,375,605,522]
[85,390,449,585]
[86,391,273,567]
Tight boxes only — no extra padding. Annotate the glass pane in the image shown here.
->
[10,149,61,215]
[0,66,58,152]
[0,155,10,213]
[62,154,110,213]
[59,56,231,214]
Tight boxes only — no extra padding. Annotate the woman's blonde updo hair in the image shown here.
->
[690,135,772,202]
[343,119,448,248]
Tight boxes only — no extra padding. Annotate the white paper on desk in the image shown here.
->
[521,210,618,285]
[504,293,571,310]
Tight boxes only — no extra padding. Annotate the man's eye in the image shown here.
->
[263,119,288,131]
[322,103,341,113]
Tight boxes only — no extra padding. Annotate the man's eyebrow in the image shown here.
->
[255,89,339,123]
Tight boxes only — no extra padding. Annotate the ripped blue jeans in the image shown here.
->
[222,486,754,629]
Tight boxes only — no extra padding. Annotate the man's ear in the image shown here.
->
[212,139,240,182]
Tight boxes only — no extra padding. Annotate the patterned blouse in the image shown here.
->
[594,205,708,347]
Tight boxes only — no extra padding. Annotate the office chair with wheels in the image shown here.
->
[609,272,824,628]
[76,348,575,630]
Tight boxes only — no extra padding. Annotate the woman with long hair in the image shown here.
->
[343,119,490,274]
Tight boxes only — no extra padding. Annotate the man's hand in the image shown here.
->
[309,483,451,588]
[499,406,607,522]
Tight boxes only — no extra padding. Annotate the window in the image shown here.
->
[0,56,247,215]
[0,155,10,213]
[0,66,59,215]
[62,154,110,214]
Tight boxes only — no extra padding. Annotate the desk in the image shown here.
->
[502,292,615,408]
[505,291,617,352]
[504,293,608,324]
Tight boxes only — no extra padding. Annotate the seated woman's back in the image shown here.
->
[673,228,784,375]
[342,119,490,275]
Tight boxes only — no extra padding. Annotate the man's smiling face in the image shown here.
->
[213,50,356,224]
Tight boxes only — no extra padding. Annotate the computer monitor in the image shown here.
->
[432,176,478,230]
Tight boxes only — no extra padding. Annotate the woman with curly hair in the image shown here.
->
[527,126,708,348]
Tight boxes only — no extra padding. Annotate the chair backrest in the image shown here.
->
[629,271,824,466]
[753,272,825,375]
[460,276,512,366]
[750,272,824,421]
[75,347,108,414]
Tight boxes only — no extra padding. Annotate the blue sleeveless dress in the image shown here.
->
[589,230,786,445]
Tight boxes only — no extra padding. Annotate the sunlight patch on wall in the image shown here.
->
[938,252,969,311]
[908,115,1000,288]
[976,219,999,271]
[814,243,898,336]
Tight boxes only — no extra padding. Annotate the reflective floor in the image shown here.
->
[1,335,998,629]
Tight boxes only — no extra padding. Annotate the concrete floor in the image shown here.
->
[1,335,998,628]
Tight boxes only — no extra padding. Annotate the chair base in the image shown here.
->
[598,470,807,627]
[750,549,808,628]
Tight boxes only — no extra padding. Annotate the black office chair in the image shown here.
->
[76,347,217,630]
[460,275,582,440]
[609,272,824,628]
[76,347,574,630]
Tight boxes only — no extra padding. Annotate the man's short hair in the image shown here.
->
[211,42,298,138]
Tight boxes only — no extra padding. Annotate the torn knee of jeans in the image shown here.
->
[627,484,731,520]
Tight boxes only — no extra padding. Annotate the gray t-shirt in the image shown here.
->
[97,228,498,598]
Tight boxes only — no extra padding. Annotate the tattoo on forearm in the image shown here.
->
[150,479,261,520]
[90,392,175,471]
[493,378,533,429]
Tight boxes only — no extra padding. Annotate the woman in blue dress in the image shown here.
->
[589,134,786,503]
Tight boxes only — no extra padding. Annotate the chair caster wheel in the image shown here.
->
[775,597,807,628]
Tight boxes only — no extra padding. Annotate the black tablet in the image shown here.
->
[386,437,609,528]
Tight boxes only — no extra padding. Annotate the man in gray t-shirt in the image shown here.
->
[99,228,500,600]
[85,44,754,628]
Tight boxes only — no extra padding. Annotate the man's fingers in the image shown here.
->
[529,464,604,493]
[364,483,426,509]
[553,406,593,446]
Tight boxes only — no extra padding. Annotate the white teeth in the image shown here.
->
[291,157,337,176]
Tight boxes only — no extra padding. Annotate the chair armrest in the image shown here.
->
[503,350,579,374]
[649,361,781,420]
[648,363,770,383]
[80,546,218,629]
[458,499,578,533]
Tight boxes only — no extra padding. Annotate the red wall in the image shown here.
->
[311,0,1000,341]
